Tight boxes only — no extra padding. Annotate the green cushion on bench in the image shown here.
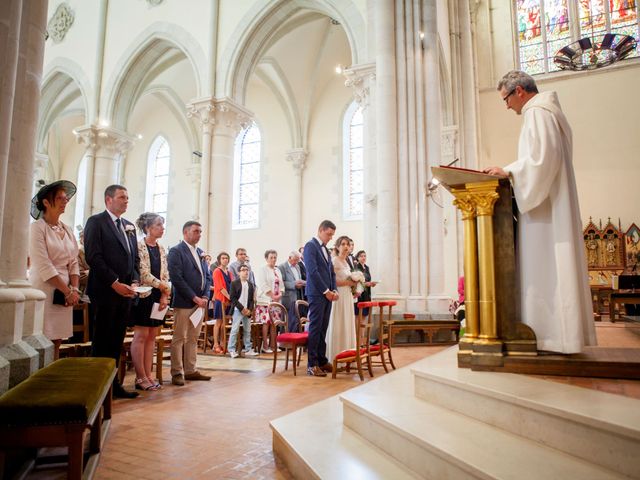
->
[0,357,115,427]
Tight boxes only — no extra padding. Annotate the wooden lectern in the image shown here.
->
[432,166,536,368]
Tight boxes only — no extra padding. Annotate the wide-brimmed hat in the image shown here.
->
[30,180,77,220]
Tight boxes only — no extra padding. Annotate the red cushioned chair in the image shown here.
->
[331,301,376,381]
[370,300,397,372]
[271,302,308,376]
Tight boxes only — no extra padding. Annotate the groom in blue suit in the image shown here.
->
[305,220,338,376]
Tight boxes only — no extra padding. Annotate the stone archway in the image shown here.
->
[217,0,366,104]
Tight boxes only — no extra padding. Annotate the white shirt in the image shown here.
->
[239,280,249,311]
[184,240,204,289]
[315,235,329,262]
[290,262,300,281]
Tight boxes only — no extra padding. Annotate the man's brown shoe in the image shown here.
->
[184,371,211,381]
[307,366,327,377]
[171,374,185,386]
[319,363,333,373]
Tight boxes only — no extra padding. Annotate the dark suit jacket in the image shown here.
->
[84,210,140,305]
[229,278,255,313]
[168,241,212,309]
[304,238,336,297]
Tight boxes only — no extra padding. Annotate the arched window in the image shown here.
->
[145,135,170,220]
[74,153,87,232]
[516,0,639,75]
[232,123,261,229]
[343,102,363,220]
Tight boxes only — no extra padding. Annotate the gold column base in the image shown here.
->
[457,349,472,368]
[471,351,504,367]
[503,339,538,356]
[458,337,475,352]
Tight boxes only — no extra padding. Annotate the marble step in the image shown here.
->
[270,395,419,480]
[340,376,627,480]
[412,351,640,478]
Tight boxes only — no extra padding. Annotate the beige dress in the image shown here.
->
[29,219,79,340]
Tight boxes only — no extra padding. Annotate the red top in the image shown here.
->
[213,267,234,302]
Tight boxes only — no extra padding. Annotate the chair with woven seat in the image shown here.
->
[332,302,375,381]
[271,302,308,375]
[370,300,397,372]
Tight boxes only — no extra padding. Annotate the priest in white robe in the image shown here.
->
[484,70,596,354]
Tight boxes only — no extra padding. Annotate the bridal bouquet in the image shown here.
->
[350,271,366,296]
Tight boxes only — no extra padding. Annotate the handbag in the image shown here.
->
[52,289,66,305]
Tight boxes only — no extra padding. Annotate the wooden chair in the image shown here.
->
[154,327,173,384]
[295,300,310,332]
[332,303,375,381]
[272,302,308,375]
[369,300,397,372]
[72,302,90,342]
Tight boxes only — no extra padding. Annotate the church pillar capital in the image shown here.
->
[344,63,376,109]
[74,125,135,158]
[285,148,308,176]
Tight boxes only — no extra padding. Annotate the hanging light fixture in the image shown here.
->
[553,2,636,71]
[554,32,636,70]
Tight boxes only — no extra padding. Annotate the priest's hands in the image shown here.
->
[483,166,509,178]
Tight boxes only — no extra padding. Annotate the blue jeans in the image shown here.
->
[227,308,253,353]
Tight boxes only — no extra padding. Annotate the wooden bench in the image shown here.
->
[388,320,460,346]
[0,357,116,479]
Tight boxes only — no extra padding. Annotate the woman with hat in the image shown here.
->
[29,180,81,359]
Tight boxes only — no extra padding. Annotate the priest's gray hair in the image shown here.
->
[136,212,164,234]
[497,70,539,94]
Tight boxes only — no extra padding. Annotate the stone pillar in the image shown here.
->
[75,125,135,214]
[374,0,400,300]
[208,98,252,253]
[285,148,308,247]
[0,0,49,390]
[186,97,214,247]
[344,63,377,280]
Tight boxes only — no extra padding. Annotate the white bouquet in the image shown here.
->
[350,271,366,296]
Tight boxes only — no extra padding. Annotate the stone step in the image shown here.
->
[270,395,419,480]
[412,349,640,478]
[341,371,627,480]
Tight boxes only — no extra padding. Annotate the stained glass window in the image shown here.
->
[232,123,261,229]
[343,102,364,220]
[516,0,639,75]
[146,135,170,220]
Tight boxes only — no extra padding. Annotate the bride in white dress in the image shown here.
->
[325,236,357,361]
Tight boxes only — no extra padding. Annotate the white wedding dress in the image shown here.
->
[325,256,356,362]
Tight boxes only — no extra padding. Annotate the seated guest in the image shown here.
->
[167,221,212,386]
[227,264,259,357]
[278,250,306,332]
[255,250,284,353]
[212,252,233,354]
[130,212,171,391]
[28,180,81,359]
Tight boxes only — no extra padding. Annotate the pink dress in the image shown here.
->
[29,219,79,340]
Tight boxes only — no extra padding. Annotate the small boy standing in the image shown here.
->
[227,264,259,357]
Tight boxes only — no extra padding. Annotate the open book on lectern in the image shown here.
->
[431,165,499,191]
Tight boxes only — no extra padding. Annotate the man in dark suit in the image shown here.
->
[305,220,338,377]
[278,251,306,333]
[167,221,212,386]
[227,264,259,357]
[84,184,140,398]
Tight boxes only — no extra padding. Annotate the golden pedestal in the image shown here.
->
[432,167,536,368]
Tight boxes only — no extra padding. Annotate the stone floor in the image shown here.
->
[24,321,640,479]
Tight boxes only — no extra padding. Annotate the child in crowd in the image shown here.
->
[227,264,259,358]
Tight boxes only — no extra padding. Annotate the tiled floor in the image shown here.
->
[25,322,640,479]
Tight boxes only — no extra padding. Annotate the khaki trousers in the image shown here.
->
[170,306,203,376]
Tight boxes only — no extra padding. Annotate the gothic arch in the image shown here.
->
[102,22,206,131]
[217,0,366,104]
[38,59,91,154]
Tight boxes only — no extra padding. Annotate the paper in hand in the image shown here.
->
[150,302,169,321]
[189,307,204,327]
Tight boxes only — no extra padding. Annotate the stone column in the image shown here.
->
[0,0,49,390]
[208,98,252,253]
[75,125,135,214]
[186,97,214,247]
[344,63,377,279]
[374,0,400,300]
[285,148,308,247]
